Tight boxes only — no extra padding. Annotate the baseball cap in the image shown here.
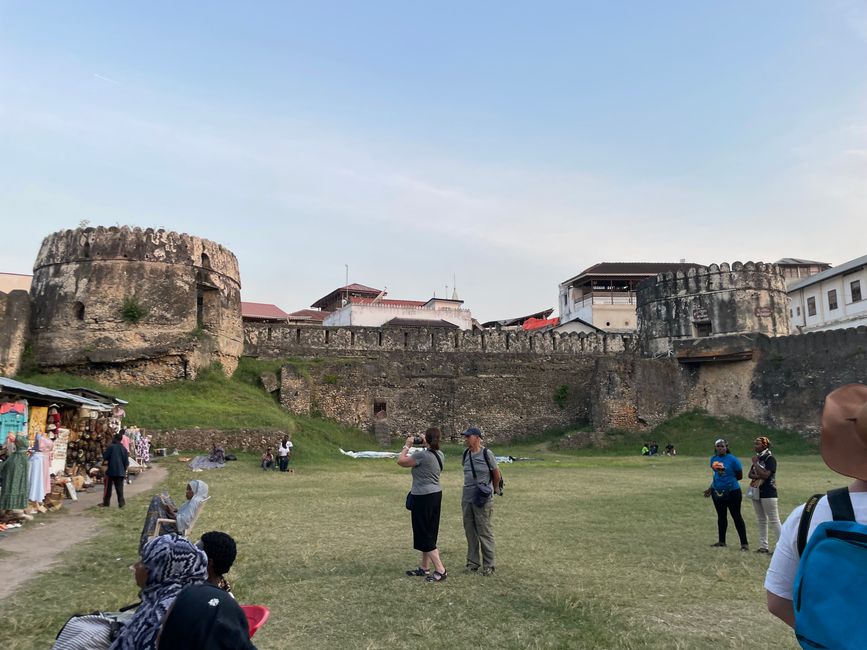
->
[462,427,483,438]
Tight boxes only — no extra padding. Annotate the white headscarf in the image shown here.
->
[175,480,209,534]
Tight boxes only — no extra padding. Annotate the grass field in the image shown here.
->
[0,445,839,649]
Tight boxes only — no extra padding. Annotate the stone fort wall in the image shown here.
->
[637,261,791,357]
[0,290,31,377]
[260,323,867,442]
[244,322,636,357]
[28,227,243,384]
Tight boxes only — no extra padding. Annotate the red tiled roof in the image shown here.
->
[310,283,382,309]
[241,302,290,320]
[287,309,329,322]
[382,317,459,329]
[349,297,426,307]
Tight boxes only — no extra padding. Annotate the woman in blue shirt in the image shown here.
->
[703,438,749,550]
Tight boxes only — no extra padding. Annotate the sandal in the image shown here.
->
[425,570,447,583]
[405,567,429,577]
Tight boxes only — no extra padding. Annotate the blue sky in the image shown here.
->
[1,1,865,321]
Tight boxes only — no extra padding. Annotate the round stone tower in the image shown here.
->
[29,226,243,383]
[636,261,791,357]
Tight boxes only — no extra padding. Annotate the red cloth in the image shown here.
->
[0,402,26,414]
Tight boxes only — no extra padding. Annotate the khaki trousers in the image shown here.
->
[462,500,495,570]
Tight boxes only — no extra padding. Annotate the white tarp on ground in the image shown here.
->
[339,448,426,459]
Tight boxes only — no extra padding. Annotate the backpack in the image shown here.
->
[462,447,504,496]
[793,487,867,650]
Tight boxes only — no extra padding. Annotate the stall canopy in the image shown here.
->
[0,377,113,412]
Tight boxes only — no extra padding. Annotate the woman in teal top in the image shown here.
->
[703,438,749,550]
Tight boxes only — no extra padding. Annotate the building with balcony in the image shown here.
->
[789,254,867,332]
[559,262,700,332]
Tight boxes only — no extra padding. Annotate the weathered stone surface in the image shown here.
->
[636,262,790,357]
[149,428,290,452]
[260,372,279,393]
[0,290,31,376]
[28,227,243,384]
[279,352,600,442]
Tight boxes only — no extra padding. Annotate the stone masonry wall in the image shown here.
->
[0,290,31,376]
[29,227,243,384]
[637,261,791,357]
[245,322,635,358]
[279,352,601,442]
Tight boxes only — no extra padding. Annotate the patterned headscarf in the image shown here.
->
[110,535,207,650]
[755,436,771,450]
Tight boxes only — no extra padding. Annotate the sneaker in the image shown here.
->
[463,566,479,574]
[481,567,495,576]
[756,548,770,554]
[710,542,726,547]
[740,545,749,552]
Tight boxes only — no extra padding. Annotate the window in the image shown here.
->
[852,280,863,303]
[807,297,816,317]
[796,306,801,316]
[373,401,387,419]
[74,301,85,320]
[828,289,838,311]
[695,322,712,337]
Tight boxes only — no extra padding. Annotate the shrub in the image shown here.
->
[121,296,147,323]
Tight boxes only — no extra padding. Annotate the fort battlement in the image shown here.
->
[29,227,243,384]
[636,261,791,356]
[34,226,240,286]
[244,322,636,357]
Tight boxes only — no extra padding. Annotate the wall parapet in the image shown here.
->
[34,226,241,287]
[244,322,636,357]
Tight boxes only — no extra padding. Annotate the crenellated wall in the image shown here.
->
[28,227,243,384]
[244,322,636,358]
[637,261,791,357]
[0,290,31,376]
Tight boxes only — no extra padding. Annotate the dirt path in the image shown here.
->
[0,463,167,601]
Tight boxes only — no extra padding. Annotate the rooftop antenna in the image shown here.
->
[344,264,349,307]
[452,273,459,300]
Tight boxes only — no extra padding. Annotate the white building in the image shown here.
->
[323,295,474,329]
[558,262,700,332]
[789,254,867,332]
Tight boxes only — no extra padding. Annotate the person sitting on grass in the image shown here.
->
[197,530,238,595]
[260,449,274,471]
[156,583,255,649]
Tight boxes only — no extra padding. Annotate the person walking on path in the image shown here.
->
[461,426,501,576]
[101,432,129,508]
[277,435,293,472]
[748,436,780,554]
[703,438,749,550]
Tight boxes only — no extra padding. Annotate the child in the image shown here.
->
[261,448,274,471]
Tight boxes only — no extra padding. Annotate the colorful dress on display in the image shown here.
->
[0,436,29,510]
[38,436,54,494]
[28,441,46,503]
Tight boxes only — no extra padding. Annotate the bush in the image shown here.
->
[121,296,147,323]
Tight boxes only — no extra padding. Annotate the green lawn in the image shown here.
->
[0,448,837,649]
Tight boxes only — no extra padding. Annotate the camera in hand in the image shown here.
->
[411,436,424,445]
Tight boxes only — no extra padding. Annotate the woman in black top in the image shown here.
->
[748,436,780,554]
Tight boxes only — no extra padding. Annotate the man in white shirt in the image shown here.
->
[277,435,294,472]
[765,383,867,629]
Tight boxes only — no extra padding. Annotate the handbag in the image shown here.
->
[405,491,413,510]
[53,606,137,650]
[747,478,763,501]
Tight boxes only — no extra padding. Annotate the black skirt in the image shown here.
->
[411,491,442,552]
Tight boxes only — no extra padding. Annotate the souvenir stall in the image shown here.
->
[0,377,134,528]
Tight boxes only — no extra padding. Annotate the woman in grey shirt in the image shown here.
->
[397,427,447,582]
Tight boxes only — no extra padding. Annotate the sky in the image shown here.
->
[1,1,865,322]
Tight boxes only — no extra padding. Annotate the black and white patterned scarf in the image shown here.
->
[110,534,208,650]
